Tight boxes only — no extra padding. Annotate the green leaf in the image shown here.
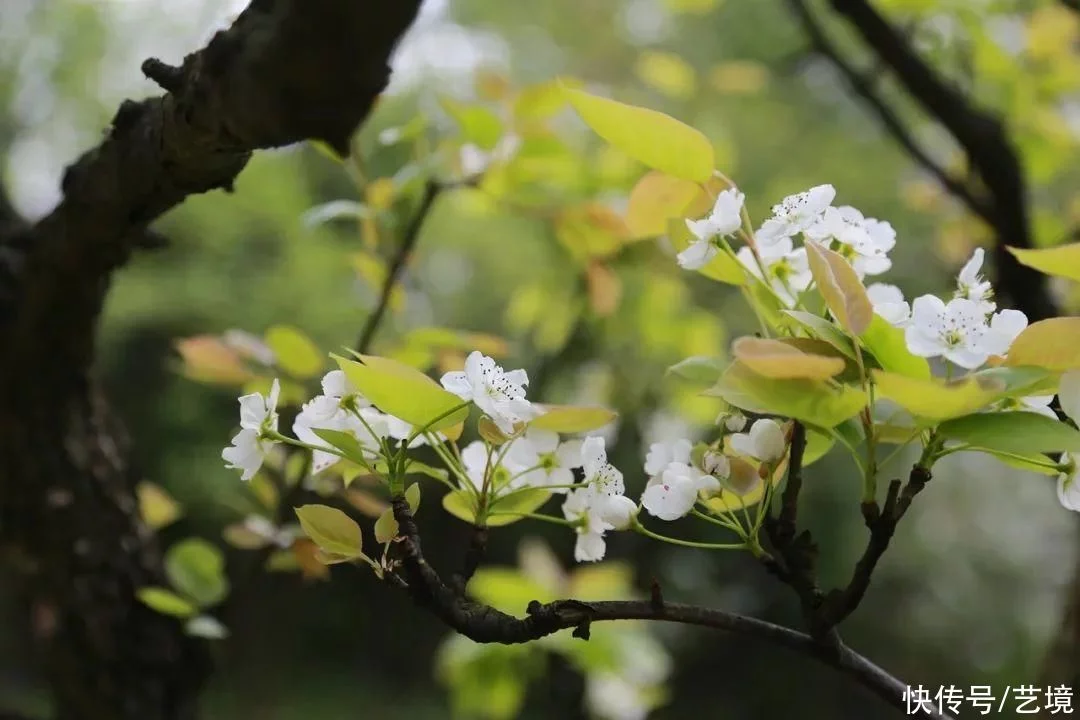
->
[404,460,449,484]
[562,84,714,182]
[443,490,478,524]
[971,365,1057,398]
[1005,318,1080,370]
[265,325,324,379]
[706,361,867,428]
[439,96,504,150]
[872,371,1003,421]
[486,488,553,527]
[529,405,617,433]
[979,448,1062,477]
[804,242,872,335]
[1007,243,1080,283]
[405,483,421,513]
[374,508,398,544]
[938,411,1080,454]
[782,311,858,360]
[334,353,468,439]
[803,428,835,466]
[294,504,363,558]
[311,428,375,468]
[137,587,198,619]
[666,356,726,387]
[165,539,229,608]
[860,315,930,379]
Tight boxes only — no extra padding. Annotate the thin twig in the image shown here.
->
[355,179,446,353]
[820,0,1057,321]
[784,0,991,221]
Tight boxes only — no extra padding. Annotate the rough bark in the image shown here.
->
[0,1,421,717]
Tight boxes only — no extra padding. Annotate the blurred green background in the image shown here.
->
[2,0,1079,717]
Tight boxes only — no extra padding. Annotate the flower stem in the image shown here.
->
[633,520,747,550]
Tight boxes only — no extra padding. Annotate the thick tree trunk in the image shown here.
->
[0,1,422,716]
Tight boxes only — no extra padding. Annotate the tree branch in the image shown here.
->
[0,2,422,717]
[388,497,941,718]
[785,0,992,222]
[822,0,1056,321]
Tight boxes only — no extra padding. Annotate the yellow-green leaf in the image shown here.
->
[530,405,617,433]
[486,488,553,527]
[443,490,478,524]
[635,50,697,100]
[478,416,512,445]
[405,483,421,513]
[294,504,363,558]
[860,315,930,379]
[871,371,1004,421]
[439,96,503,151]
[334,353,468,440]
[782,310,858,360]
[374,508,398,544]
[805,242,872,335]
[732,337,845,380]
[625,171,701,238]
[165,539,229,608]
[562,84,714,182]
[1005,318,1080,370]
[468,568,556,612]
[137,587,198,619]
[1007,243,1080,283]
[265,326,324,379]
[137,482,182,530]
[174,335,254,386]
[706,361,866,428]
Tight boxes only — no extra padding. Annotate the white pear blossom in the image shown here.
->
[460,440,529,498]
[222,380,281,481]
[441,351,540,434]
[585,674,652,720]
[736,237,812,307]
[806,206,895,278]
[866,283,911,326]
[677,188,745,270]
[904,296,991,369]
[976,309,1028,358]
[643,438,693,476]
[955,248,995,314]
[385,414,447,449]
[562,488,613,562]
[717,411,747,432]
[730,418,786,463]
[579,436,637,529]
[641,462,722,521]
[505,428,583,493]
[755,184,836,245]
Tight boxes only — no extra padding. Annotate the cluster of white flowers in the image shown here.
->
[678,183,1031,370]
[638,418,787,522]
[677,183,897,308]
